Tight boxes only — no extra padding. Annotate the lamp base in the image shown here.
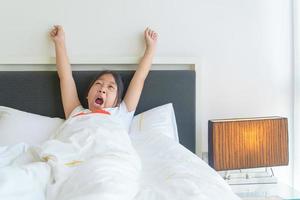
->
[218,167,277,185]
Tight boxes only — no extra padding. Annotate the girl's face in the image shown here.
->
[87,74,118,111]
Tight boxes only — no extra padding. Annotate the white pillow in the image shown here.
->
[129,103,179,142]
[0,106,64,146]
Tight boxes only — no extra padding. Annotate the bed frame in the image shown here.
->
[0,57,197,153]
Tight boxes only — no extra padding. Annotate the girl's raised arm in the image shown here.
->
[124,27,158,112]
[50,25,81,119]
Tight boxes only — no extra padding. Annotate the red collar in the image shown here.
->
[73,109,111,117]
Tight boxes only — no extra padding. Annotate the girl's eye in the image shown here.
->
[109,86,115,90]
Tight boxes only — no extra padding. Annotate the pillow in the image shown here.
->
[129,103,179,142]
[0,106,64,146]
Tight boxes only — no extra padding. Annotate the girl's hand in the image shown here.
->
[49,25,65,44]
[144,27,158,50]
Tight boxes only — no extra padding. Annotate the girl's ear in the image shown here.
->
[113,96,119,107]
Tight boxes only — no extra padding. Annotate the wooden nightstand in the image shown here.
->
[230,182,300,200]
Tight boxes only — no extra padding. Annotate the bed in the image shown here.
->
[0,62,240,200]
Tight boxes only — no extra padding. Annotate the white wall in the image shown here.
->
[293,0,300,191]
[0,0,294,186]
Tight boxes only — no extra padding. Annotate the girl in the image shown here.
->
[49,25,158,132]
[45,26,158,200]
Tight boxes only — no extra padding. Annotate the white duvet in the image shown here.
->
[0,113,240,200]
[130,132,240,200]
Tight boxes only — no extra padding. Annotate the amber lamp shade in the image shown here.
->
[208,117,289,171]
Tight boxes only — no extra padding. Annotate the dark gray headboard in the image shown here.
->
[0,70,196,152]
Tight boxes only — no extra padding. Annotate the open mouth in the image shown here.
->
[95,97,104,106]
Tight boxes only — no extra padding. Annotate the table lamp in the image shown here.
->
[208,117,289,184]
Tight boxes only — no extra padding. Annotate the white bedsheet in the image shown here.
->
[1,113,141,200]
[130,132,240,200]
[0,117,240,200]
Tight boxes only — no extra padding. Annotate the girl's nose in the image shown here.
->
[98,89,106,94]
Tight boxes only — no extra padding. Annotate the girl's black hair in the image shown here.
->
[85,70,124,107]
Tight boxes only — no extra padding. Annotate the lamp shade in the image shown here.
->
[208,117,289,171]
